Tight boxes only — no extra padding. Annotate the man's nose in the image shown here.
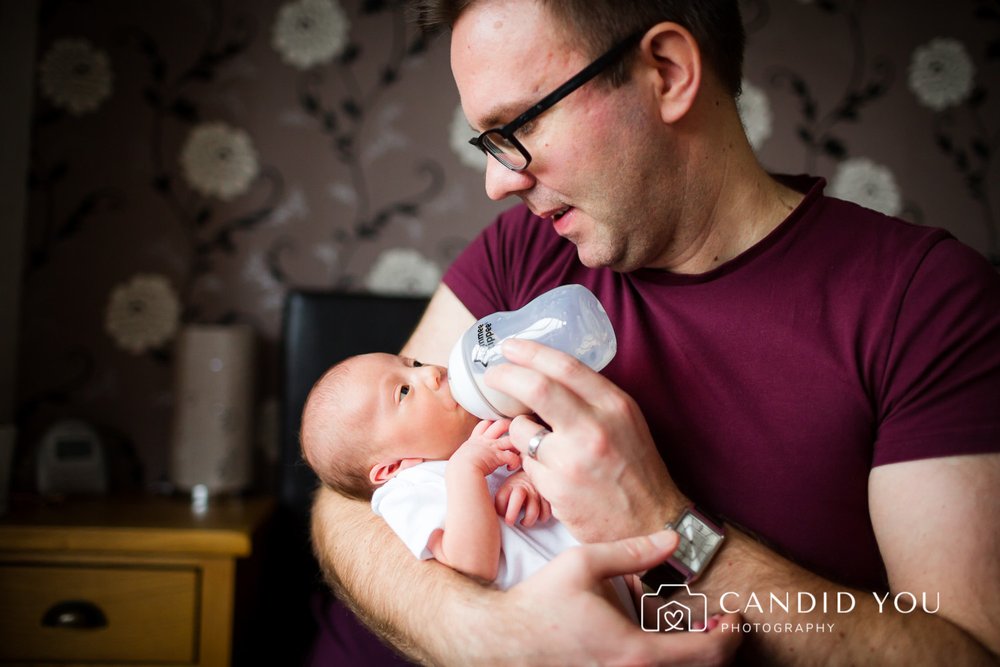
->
[484,156,535,201]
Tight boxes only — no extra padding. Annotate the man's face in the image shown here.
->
[452,0,680,272]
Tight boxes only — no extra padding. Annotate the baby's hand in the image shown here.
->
[495,470,552,527]
[451,419,519,476]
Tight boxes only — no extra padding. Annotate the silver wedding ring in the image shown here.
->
[526,428,551,460]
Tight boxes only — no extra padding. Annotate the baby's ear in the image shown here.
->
[369,458,423,485]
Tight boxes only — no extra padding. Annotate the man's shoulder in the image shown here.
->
[804,189,956,273]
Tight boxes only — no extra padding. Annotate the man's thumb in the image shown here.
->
[577,530,679,580]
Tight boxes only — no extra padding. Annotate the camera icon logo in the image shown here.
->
[641,584,708,633]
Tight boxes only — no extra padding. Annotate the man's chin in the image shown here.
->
[575,244,626,272]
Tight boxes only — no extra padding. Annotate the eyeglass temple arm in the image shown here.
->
[502,31,643,132]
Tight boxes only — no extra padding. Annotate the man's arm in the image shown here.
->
[699,452,1000,664]
[400,284,476,364]
[311,505,742,666]
[311,486,488,663]
[489,339,1000,665]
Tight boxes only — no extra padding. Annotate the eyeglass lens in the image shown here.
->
[480,130,527,170]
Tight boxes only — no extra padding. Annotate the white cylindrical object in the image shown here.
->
[448,285,617,420]
[169,324,255,494]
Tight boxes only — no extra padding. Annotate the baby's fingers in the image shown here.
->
[504,486,527,526]
[521,493,541,527]
[484,418,512,439]
[471,420,493,437]
[494,483,512,516]
[539,496,552,524]
[497,448,522,471]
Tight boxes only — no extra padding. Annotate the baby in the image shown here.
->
[301,352,636,613]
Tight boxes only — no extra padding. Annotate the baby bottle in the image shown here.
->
[447,284,617,419]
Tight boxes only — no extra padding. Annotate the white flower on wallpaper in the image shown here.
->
[450,105,485,171]
[38,38,113,115]
[365,248,441,296]
[272,0,350,70]
[908,38,975,112]
[830,157,902,217]
[737,79,773,152]
[180,122,260,200]
[105,274,181,354]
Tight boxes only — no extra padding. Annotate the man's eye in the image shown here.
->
[514,121,536,138]
[400,385,411,400]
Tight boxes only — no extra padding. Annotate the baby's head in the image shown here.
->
[300,352,479,500]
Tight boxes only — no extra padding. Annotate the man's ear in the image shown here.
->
[639,22,702,124]
[369,458,424,485]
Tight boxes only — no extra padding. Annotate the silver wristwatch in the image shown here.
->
[641,505,726,591]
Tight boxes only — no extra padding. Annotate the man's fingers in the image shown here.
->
[505,417,551,482]
[499,338,618,407]
[484,361,592,435]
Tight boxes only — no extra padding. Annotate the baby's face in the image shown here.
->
[353,353,479,460]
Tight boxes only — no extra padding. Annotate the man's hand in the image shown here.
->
[500,530,742,666]
[495,470,553,526]
[485,338,685,541]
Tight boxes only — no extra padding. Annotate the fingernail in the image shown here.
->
[692,621,705,631]
[502,338,527,355]
[708,615,721,630]
[649,530,676,550]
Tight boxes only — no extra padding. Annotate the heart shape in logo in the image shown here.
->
[662,609,685,631]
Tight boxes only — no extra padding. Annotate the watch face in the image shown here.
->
[674,511,723,574]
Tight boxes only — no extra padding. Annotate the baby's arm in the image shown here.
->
[427,420,518,582]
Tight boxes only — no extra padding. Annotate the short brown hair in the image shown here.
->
[300,359,377,501]
[409,0,745,96]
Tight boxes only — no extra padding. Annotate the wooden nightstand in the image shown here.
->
[0,495,273,667]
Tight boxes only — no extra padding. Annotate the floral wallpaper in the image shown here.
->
[14,0,999,491]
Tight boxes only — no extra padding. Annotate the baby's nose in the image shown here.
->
[422,365,444,389]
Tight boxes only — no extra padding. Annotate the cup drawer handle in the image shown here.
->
[41,600,108,629]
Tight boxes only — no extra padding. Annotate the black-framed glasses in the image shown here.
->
[468,31,643,171]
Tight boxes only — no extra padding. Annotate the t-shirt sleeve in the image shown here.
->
[371,476,448,560]
[443,205,581,318]
[443,214,514,318]
[873,238,1000,466]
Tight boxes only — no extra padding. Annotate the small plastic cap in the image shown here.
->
[448,340,503,421]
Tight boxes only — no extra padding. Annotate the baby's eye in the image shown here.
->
[412,360,423,367]
[399,385,411,401]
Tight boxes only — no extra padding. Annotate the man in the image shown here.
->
[311,0,1000,663]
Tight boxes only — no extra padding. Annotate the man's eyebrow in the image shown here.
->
[476,99,533,131]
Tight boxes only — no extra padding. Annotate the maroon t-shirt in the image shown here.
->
[443,175,1000,591]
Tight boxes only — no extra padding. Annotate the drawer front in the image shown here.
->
[0,563,198,663]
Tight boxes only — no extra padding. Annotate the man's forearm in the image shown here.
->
[701,530,997,665]
[310,485,498,665]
